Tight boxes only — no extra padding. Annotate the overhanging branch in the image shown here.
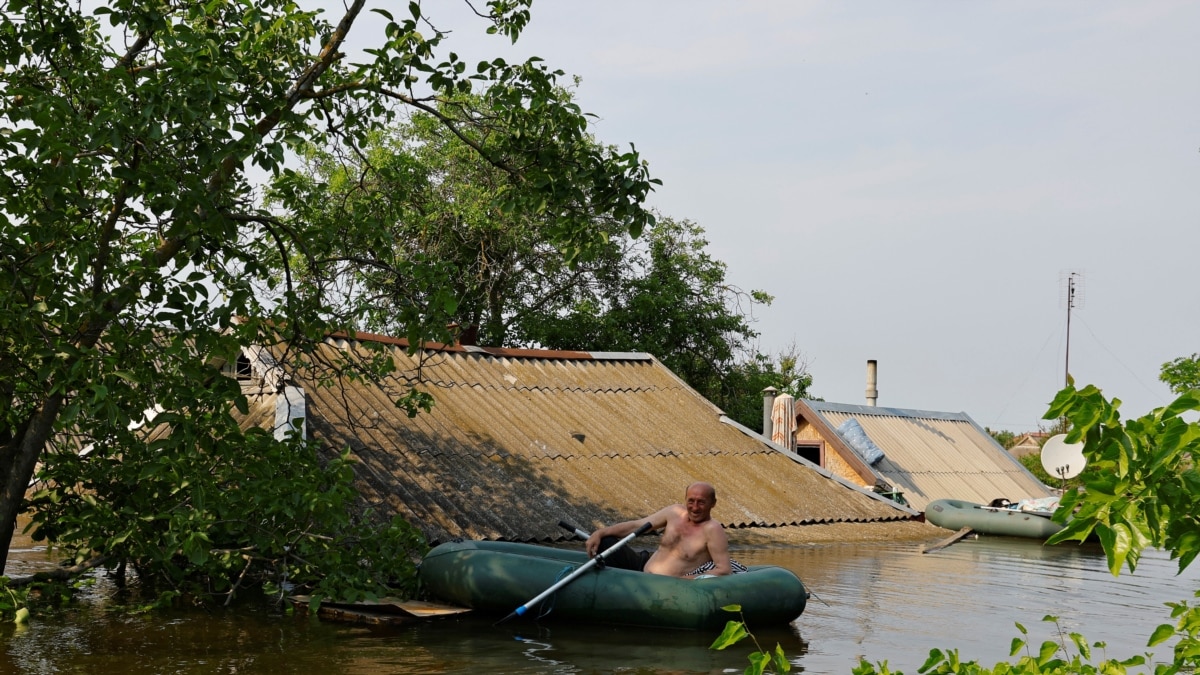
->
[8,554,108,588]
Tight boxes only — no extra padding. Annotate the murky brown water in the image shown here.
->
[3,532,1197,673]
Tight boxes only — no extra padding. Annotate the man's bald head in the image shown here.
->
[687,481,716,502]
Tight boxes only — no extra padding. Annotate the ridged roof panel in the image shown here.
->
[273,337,913,544]
[802,401,1053,511]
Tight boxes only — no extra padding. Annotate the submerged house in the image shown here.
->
[1008,432,1049,459]
[765,380,1053,512]
[231,331,920,545]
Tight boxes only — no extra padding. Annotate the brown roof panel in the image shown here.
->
[258,334,914,544]
[800,401,1053,511]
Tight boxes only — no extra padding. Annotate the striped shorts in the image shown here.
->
[688,559,748,575]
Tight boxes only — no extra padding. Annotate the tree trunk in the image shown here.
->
[0,395,63,575]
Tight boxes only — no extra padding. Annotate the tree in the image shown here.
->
[277,94,634,348]
[716,345,816,431]
[1160,353,1200,396]
[285,109,803,432]
[986,428,1017,449]
[0,0,657,601]
[1044,384,1200,575]
[517,216,782,416]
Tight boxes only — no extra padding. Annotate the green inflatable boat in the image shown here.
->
[925,498,1064,539]
[418,540,808,630]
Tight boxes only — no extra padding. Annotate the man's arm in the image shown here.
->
[698,522,734,576]
[585,506,672,558]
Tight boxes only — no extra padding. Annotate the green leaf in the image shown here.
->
[771,643,792,672]
[1037,640,1058,664]
[745,651,770,675]
[13,607,29,625]
[1163,391,1200,419]
[709,620,749,651]
[1069,632,1090,660]
[1105,522,1135,575]
[1148,623,1175,647]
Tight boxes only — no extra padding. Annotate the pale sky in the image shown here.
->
[327,1,1200,432]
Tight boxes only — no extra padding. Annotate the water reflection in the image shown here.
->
[3,535,1198,673]
[748,537,1198,672]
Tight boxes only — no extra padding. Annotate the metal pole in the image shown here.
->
[1065,273,1076,387]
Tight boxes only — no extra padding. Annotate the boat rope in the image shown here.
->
[807,587,830,607]
[535,565,576,619]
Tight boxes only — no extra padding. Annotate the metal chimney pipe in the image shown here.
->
[762,386,778,437]
[866,360,878,407]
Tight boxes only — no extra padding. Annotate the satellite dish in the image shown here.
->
[1040,434,1087,479]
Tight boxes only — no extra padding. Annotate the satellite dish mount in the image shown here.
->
[1040,434,1086,490]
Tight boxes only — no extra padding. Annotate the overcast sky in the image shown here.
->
[332,1,1199,432]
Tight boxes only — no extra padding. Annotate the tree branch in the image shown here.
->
[92,144,139,299]
[114,31,153,72]
[8,554,108,588]
[154,0,368,268]
[372,86,519,177]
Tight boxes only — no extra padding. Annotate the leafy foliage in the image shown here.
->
[1159,354,1200,396]
[987,428,1018,450]
[716,345,816,432]
[1043,384,1200,575]
[0,575,80,624]
[851,615,1161,674]
[523,217,776,408]
[710,604,792,675]
[28,430,427,604]
[285,115,790,425]
[0,578,30,625]
[0,0,657,603]
[274,96,641,348]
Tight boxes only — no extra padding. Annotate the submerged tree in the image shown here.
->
[0,0,657,601]
[277,94,634,348]
[519,216,776,404]
[286,107,795,425]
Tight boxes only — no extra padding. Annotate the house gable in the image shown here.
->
[792,400,1053,511]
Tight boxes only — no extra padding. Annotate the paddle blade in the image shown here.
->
[496,607,524,625]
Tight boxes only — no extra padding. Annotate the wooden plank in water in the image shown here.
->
[290,595,472,622]
[313,604,411,626]
[387,599,473,618]
[921,527,973,554]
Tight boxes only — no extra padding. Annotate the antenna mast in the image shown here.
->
[1061,270,1084,387]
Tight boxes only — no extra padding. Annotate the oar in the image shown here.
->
[497,521,653,624]
[558,520,590,540]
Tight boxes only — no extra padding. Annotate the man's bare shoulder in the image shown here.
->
[663,503,687,518]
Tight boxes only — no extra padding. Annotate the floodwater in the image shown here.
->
[3,532,1198,674]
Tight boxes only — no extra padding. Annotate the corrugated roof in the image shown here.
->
[255,333,915,544]
[798,400,1053,511]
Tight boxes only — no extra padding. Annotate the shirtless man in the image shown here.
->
[585,482,734,577]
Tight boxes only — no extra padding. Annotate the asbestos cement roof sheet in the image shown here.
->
[266,334,915,544]
[800,401,1054,512]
